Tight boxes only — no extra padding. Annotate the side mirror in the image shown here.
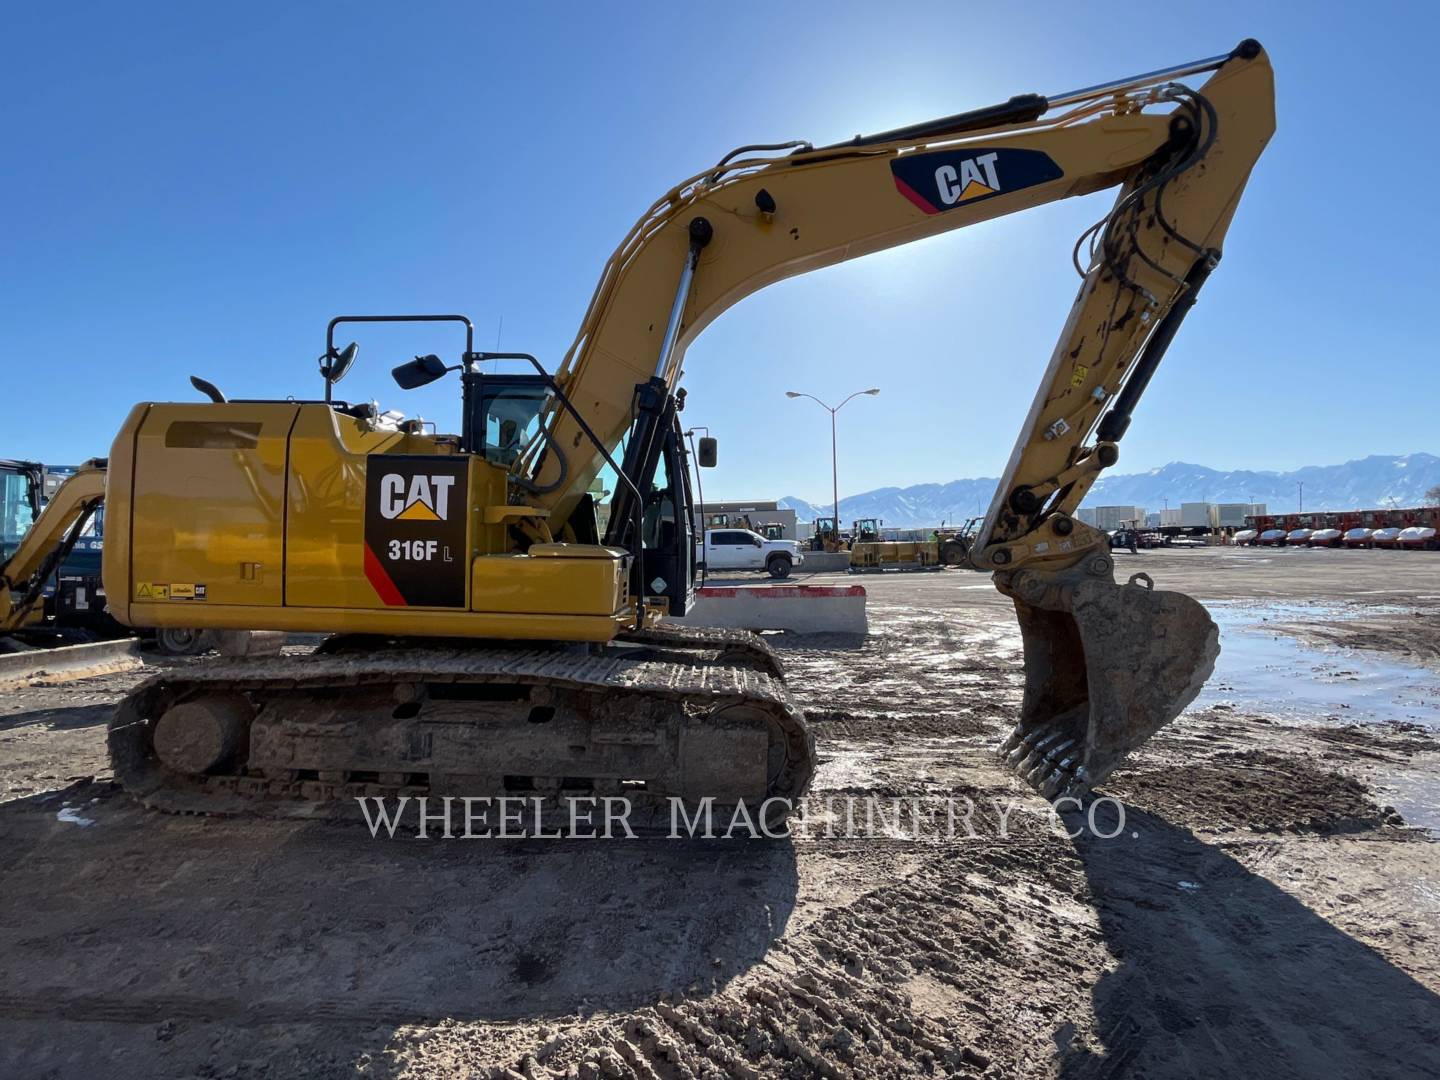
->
[392,353,451,390]
[697,436,718,468]
[321,342,359,385]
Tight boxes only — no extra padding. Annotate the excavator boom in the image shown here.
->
[514,39,1272,796]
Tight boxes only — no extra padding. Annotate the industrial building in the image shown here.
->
[1217,502,1266,527]
[1092,505,1147,531]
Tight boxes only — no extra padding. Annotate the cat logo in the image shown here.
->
[934,152,1001,205]
[890,147,1063,216]
[379,473,456,522]
[364,456,470,608]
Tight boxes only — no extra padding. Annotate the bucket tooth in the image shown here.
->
[1007,730,1042,768]
[1018,730,1064,775]
[998,722,1027,755]
[1040,769,1067,800]
[995,554,1219,800]
[1023,758,1051,788]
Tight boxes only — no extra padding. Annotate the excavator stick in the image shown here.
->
[995,552,1219,799]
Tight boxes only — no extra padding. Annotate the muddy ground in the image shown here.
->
[2,546,1438,1079]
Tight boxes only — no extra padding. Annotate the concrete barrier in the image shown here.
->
[213,630,286,658]
[0,638,142,689]
[798,552,853,573]
[669,584,867,635]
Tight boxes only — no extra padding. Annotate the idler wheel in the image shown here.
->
[152,693,253,775]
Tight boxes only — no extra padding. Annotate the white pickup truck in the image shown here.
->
[696,528,804,579]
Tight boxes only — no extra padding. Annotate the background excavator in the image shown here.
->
[0,459,149,683]
[0,459,218,665]
[1,459,105,636]
[17,41,1273,815]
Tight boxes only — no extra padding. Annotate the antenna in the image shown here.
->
[495,315,504,352]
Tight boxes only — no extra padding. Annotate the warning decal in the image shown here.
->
[135,583,208,601]
[363,456,469,608]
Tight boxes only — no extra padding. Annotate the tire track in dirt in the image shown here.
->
[387,842,1110,1079]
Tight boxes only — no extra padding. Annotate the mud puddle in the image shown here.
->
[1379,769,1440,835]
[1196,601,1439,728]
[1196,600,1440,834]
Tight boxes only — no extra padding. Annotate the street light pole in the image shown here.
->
[785,387,881,533]
[1297,480,1304,514]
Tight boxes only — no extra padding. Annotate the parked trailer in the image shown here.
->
[1372,527,1403,549]
[1399,526,1439,551]
[1248,505,1440,536]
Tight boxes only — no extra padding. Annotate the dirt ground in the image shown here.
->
[2,546,1439,1079]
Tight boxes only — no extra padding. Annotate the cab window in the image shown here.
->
[1,471,36,561]
[478,381,548,467]
[641,447,677,551]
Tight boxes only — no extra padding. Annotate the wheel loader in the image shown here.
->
[807,517,846,553]
[848,519,975,572]
[19,41,1273,815]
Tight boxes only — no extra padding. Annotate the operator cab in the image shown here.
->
[463,373,548,464]
[301,313,717,615]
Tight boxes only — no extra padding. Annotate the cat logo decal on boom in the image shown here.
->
[890,148,1063,215]
[363,457,469,608]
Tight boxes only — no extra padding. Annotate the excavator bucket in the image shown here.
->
[995,555,1219,800]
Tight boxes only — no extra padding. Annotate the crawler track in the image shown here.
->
[616,623,786,678]
[108,632,813,820]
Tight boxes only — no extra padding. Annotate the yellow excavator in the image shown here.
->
[1,460,107,636]
[25,41,1273,814]
[0,459,148,683]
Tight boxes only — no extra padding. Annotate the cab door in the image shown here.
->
[728,530,764,568]
[703,531,727,568]
[707,530,741,569]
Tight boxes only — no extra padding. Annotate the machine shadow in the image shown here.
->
[774,631,869,653]
[0,788,799,1029]
[0,701,113,732]
[1063,806,1440,1079]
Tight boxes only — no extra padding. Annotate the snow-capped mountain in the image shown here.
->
[778,453,1440,528]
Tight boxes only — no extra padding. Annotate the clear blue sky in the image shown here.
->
[3,2,1433,504]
